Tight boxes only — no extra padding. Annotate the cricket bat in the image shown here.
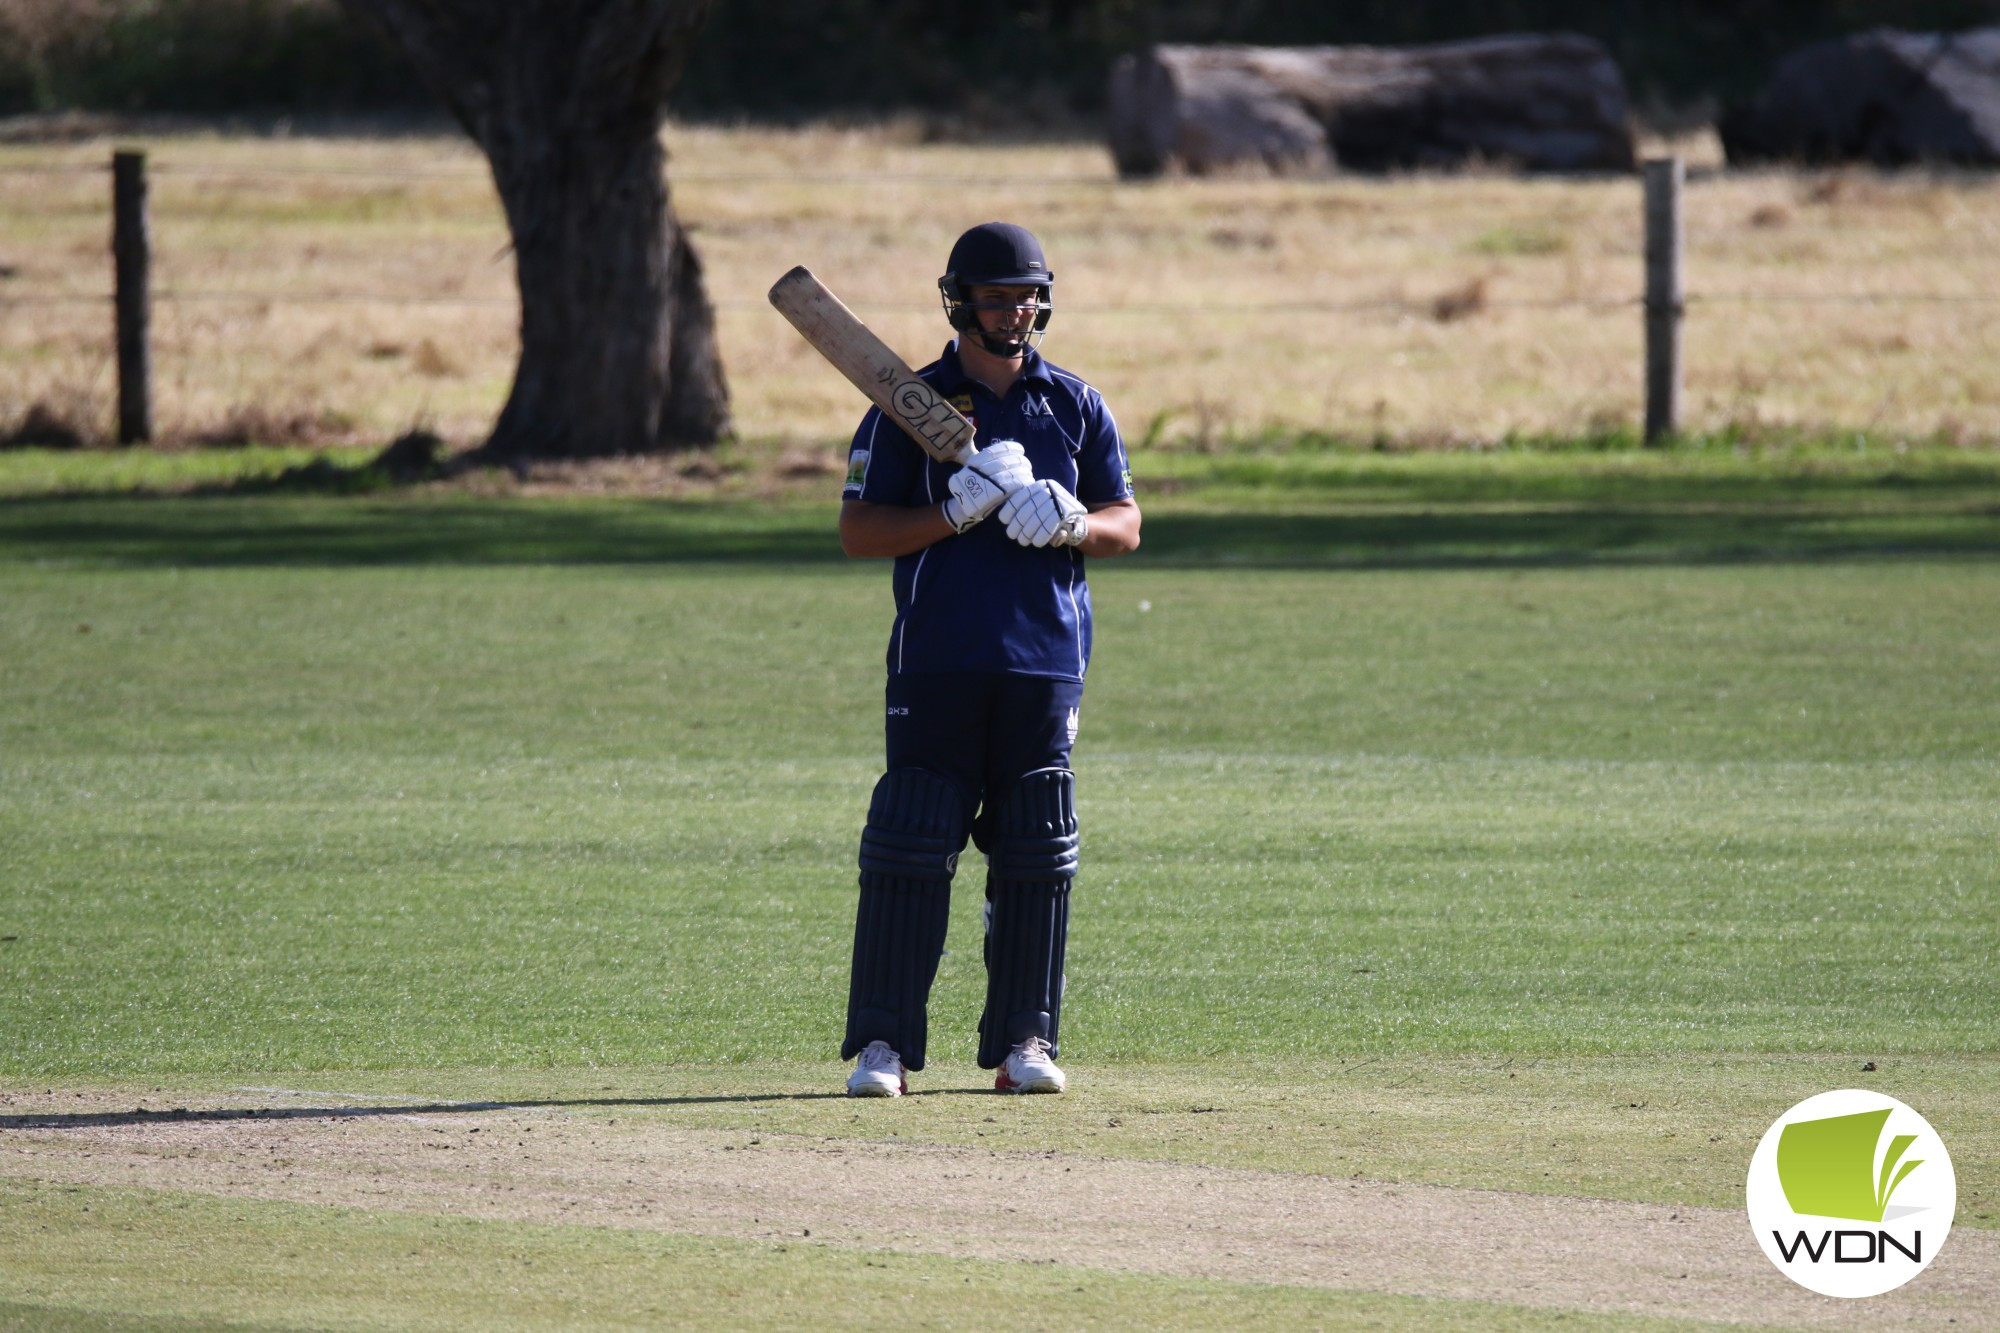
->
[768,265,977,466]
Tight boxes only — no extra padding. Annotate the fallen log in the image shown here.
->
[1108,35,1636,178]
[1720,27,2000,166]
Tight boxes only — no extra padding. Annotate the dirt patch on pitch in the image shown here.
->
[3,1088,1992,1329]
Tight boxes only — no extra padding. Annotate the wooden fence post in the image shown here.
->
[113,149,151,445]
[1643,156,1683,444]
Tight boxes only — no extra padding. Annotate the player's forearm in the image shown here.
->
[839,499,955,558]
[1078,500,1141,558]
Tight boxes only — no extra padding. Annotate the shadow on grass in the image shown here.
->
[0,1088,994,1130]
[0,495,842,567]
[4,494,2000,569]
[1140,506,2000,567]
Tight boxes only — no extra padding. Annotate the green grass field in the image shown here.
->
[2,467,1997,1329]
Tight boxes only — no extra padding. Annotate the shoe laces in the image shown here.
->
[859,1041,902,1072]
[1011,1036,1053,1064]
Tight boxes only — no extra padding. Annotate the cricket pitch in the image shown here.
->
[4,1074,1994,1330]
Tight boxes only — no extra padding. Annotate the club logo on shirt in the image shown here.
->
[845,447,870,489]
[949,393,976,427]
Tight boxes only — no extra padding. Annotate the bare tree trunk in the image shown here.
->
[484,111,727,457]
[339,0,729,459]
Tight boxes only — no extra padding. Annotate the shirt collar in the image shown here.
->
[937,340,1056,394]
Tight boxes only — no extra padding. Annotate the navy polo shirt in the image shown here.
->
[843,341,1134,681]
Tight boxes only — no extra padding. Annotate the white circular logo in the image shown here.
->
[1746,1089,1956,1298]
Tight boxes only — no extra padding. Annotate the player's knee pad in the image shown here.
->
[844,768,967,1071]
[858,766,966,882]
[989,766,1081,882]
[977,767,1078,1069]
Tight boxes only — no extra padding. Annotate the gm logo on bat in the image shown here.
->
[1746,1089,1957,1298]
[893,382,963,447]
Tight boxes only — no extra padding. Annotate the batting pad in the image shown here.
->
[977,767,1079,1069]
[843,767,967,1071]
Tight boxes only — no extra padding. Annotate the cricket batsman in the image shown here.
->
[837,221,1142,1096]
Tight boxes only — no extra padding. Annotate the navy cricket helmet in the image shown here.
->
[938,222,1054,358]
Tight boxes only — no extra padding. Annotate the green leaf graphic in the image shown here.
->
[1775,1109,1923,1223]
[1876,1133,1915,1210]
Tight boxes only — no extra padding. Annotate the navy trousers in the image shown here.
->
[842,671,1083,1069]
[884,671,1084,849]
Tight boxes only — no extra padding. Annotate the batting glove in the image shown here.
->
[942,439,1032,533]
[1000,478,1090,548]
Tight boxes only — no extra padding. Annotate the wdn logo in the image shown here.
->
[1747,1090,1956,1297]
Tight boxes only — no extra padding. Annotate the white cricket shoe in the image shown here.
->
[846,1040,907,1098]
[994,1036,1066,1094]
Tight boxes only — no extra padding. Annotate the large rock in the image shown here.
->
[1107,35,1636,178]
[1721,28,2000,166]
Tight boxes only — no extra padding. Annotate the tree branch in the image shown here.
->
[574,0,714,116]
[337,0,492,135]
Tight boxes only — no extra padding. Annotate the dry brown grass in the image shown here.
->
[2,123,1997,451]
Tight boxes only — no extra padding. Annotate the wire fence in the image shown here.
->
[10,288,1998,311]
[5,150,1999,443]
[5,154,1995,310]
